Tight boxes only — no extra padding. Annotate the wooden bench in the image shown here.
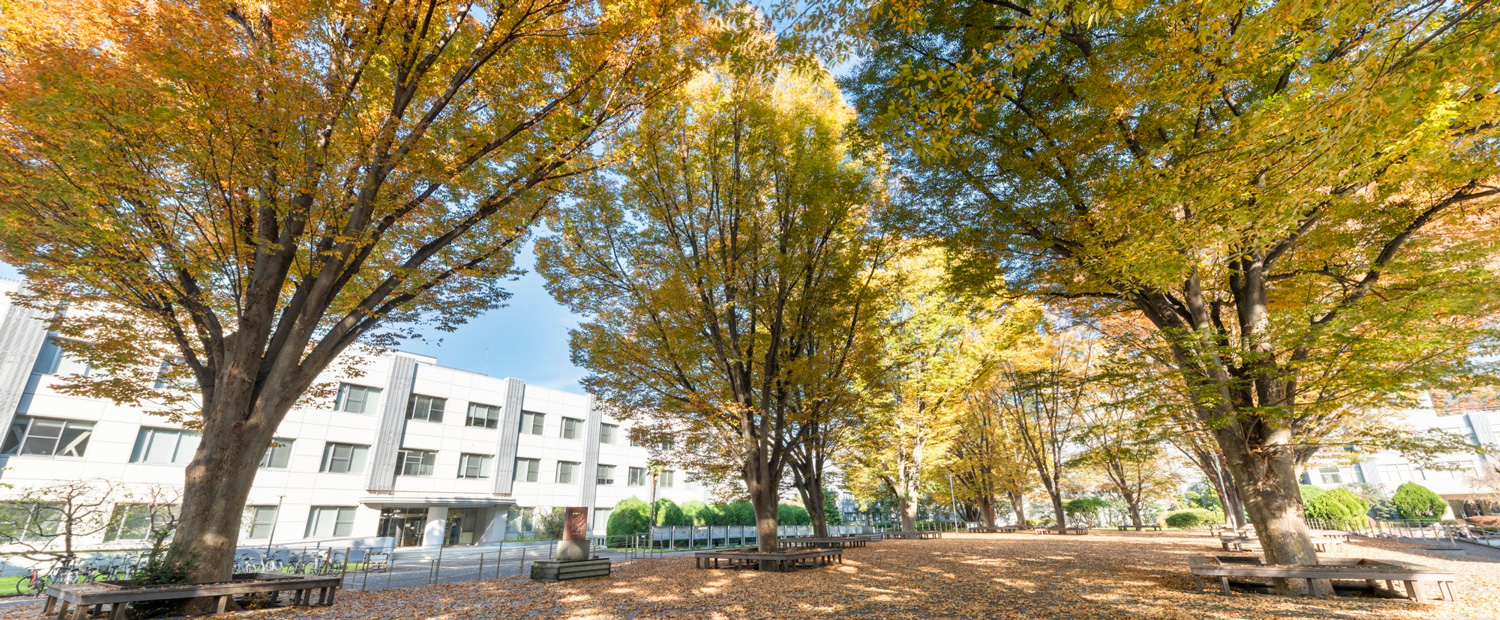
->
[1117,524,1162,531]
[693,547,842,571]
[969,526,1004,533]
[43,573,341,619]
[1220,535,1343,553]
[1188,555,1457,603]
[1039,526,1090,535]
[781,536,868,549]
[880,531,942,540]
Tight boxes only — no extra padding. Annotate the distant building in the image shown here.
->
[0,278,708,554]
[1300,392,1500,518]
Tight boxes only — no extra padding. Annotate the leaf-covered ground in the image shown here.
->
[8,532,1494,619]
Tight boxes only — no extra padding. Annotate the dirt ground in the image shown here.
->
[6,531,1493,619]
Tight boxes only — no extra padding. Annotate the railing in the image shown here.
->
[1303,517,1500,548]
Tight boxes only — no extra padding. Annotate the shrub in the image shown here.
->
[1164,509,1216,529]
[536,507,567,539]
[652,498,686,526]
[1299,484,1326,503]
[1392,482,1446,522]
[1304,488,1369,529]
[778,503,810,526]
[724,500,756,526]
[606,498,650,540]
[126,527,195,617]
[680,500,710,526]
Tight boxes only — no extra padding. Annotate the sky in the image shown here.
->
[0,249,589,392]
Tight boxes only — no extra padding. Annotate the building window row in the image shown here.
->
[2,416,94,458]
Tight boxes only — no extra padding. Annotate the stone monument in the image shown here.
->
[530,507,611,582]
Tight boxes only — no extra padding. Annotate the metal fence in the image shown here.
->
[1304,517,1500,548]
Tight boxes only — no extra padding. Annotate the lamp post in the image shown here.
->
[264,495,286,556]
[947,473,960,528]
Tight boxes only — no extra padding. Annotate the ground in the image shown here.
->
[5,531,1496,619]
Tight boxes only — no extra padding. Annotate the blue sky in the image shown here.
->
[1,249,587,392]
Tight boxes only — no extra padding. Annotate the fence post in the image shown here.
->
[519,545,527,577]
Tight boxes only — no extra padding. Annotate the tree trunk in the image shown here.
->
[1008,491,1026,525]
[171,398,279,584]
[744,453,781,553]
[1128,498,1144,529]
[1212,422,1328,595]
[977,496,996,528]
[789,456,829,537]
[1050,492,1066,529]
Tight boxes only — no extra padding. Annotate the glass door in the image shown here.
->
[378,508,429,548]
[445,508,482,546]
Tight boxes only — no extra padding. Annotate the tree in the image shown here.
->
[0,0,705,582]
[843,250,1036,532]
[822,488,844,526]
[985,331,1091,531]
[946,374,1036,528]
[1393,482,1448,522]
[843,0,1500,580]
[1072,374,1178,529]
[0,479,126,559]
[537,44,885,552]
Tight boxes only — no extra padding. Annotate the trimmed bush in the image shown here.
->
[725,500,756,526]
[1304,488,1369,529]
[778,503,811,526]
[1164,509,1216,529]
[680,500,711,526]
[652,498,686,526]
[1299,484,1326,503]
[606,498,650,540]
[1392,482,1446,522]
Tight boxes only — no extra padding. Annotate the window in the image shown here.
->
[599,423,617,444]
[396,449,437,476]
[335,384,381,414]
[244,506,278,539]
[556,461,579,484]
[514,458,540,482]
[1317,467,1342,485]
[520,411,544,435]
[33,338,91,377]
[560,417,582,440]
[596,464,616,485]
[659,437,675,451]
[129,428,201,465]
[466,403,501,429]
[304,506,356,538]
[320,443,369,474]
[259,439,294,469]
[458,453,492,479]
[0,502,63,541]
[628,466,646,486]
[2,417,94,458]
[104,504,179,541]
[660,470,674,487]
[628,433,644,447]
[406,394,446,423]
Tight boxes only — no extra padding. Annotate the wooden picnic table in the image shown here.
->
[881,531,943,540]
[781,536,869,549]
[1188,555,1457,603]
[43,573,341,620]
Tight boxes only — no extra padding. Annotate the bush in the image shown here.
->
[1299,484,1326,503]
[652,498,686,526]
[1392,482,1446,522]
[536,507,567,539]
[606,498,650,540]
[1304,488,1369,529]
[1164,509,1216,529]
[778,503,810,526]
[680,500,711,526]
[724,500,756,526]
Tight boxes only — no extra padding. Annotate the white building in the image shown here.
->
[0,278,709,555]
[1301,393,1500,519]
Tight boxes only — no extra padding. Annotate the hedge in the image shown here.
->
[606,498,650,539]
[1304,488,1369,529]
[1164,509,1216,529]
[778,503,810,526]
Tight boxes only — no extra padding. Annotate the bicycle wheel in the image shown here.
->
[14,578,31,596]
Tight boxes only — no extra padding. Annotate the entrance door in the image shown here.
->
[378,508,429,548]
[445,508,482,546]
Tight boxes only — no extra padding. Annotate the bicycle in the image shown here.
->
[13,567,48,596]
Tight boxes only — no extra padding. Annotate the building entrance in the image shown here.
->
[378,508,429,548]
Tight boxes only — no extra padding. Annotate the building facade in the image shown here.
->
[1300,393,1500,519]
[0,278,708,555]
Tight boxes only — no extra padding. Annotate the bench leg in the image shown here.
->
[1405,580,1428,603]
[70,602,86,620]
[1219,576,1232,595]
[57,600,70,620]
[1441,581,1457,603]
[1193,575,1204,593]
[216,595,229,614]
[326,587,337,606]
[109,603,126,620]
[43,595,55,616]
